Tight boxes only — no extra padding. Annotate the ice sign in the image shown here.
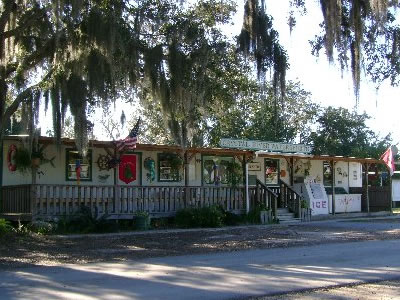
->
[305,182,329,215]
[310,184,324,200]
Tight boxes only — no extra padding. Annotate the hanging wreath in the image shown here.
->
[7,144,17,172]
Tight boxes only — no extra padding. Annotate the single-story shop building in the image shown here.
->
[0,136,392,221]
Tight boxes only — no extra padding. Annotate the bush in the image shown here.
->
[56,206,118,234]
[175,205,224,228]
[150,217,174,229]
[223,210,244,226]
[30,220,57,235]
[0,218,14,236]
[245,206,265,224]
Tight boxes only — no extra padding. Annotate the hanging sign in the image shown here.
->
[119,154,137,184]
[248,162,261,171]
[220,138,312,154]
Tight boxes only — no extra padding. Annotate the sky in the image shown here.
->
[39,1,400,146]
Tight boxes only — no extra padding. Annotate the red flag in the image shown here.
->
[119,154,137,184]
[380,147,395,176]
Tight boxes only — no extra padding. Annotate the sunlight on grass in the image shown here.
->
[393,208,400,214]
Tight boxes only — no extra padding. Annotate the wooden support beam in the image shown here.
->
[365,163,370,213]
[331,160,336,215]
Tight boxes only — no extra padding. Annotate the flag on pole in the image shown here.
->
[116,118,140,152]
[380,146,395,176]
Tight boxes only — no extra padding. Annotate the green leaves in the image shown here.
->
[308,106,391,158]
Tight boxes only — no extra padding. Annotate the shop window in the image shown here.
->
[323,161,333,186]
[66,149,92,181]
[203,156,233,185]
[265,159,279,185]
[158,153,183,182]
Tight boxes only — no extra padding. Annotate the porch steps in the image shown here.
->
[276,208,301,224]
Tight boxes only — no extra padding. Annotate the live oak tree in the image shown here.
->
[206,80,320,147]
[0,0,140,154]
[0,0,286,152]
[2,0,400,154]
[287,0,400,97]
[306,106,392,158]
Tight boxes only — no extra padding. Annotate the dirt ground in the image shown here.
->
[252,279,400,300]
[1,217,400,270]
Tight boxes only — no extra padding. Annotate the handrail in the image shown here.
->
[255,179,278,221]
[278,179,304,220]
[255,180,278,198]
[278,179,298,195]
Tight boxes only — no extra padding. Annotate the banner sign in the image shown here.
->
[220,138,312,154]
[119,154,137,184]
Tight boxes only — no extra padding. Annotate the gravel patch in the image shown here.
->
[1,218,400,270]
[251,279,400,300]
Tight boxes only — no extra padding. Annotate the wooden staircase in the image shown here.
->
[277,180,312,223]
[276,208,301,224]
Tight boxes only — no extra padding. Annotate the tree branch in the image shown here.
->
[1,69,53,132]
[0,7,46,39]
[0,0,15,34]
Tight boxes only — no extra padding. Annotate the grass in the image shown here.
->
[393,208,400,214]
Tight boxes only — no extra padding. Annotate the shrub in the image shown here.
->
[56,206,118,234]
[150,217,174,229]
[30,220,57,235]
[0,218,14,236]
[245,207,263,224]
[223,210,244,226]
[175,205,224,228]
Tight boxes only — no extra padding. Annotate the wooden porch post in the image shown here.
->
[114,146,120,214]
[31,161,38,218]
[290,157,294,186]
[184,151,189,208]
[389,175,393,213]
[331,160,336,215]
[365,163,370,213]
[245,160,249,214]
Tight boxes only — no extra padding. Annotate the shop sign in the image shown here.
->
[248,162,261,171]
[220,138,312,154]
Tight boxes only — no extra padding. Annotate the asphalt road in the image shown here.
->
[1,239,400,300]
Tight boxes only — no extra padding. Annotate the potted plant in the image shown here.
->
[14,147,32,174]
[31,147,45,168]
[259,203,272,224]
[300,199,311,222]
[134,211,150,230]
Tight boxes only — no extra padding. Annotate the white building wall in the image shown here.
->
[348,162,363,187]
[305,160,324,185]
[334,161,349,191]
[2,141,231,187]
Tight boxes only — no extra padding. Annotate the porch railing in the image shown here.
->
[279,180,302,219]
[0,185,32,214]
[1,184,248,219]
[250,179,278,220]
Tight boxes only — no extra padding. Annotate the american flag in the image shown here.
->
[116,118,140,152]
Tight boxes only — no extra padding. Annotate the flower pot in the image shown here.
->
[260,210,272,224]
[301,208,311,222]
[135,215,149,230]
[31,157,41,168]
